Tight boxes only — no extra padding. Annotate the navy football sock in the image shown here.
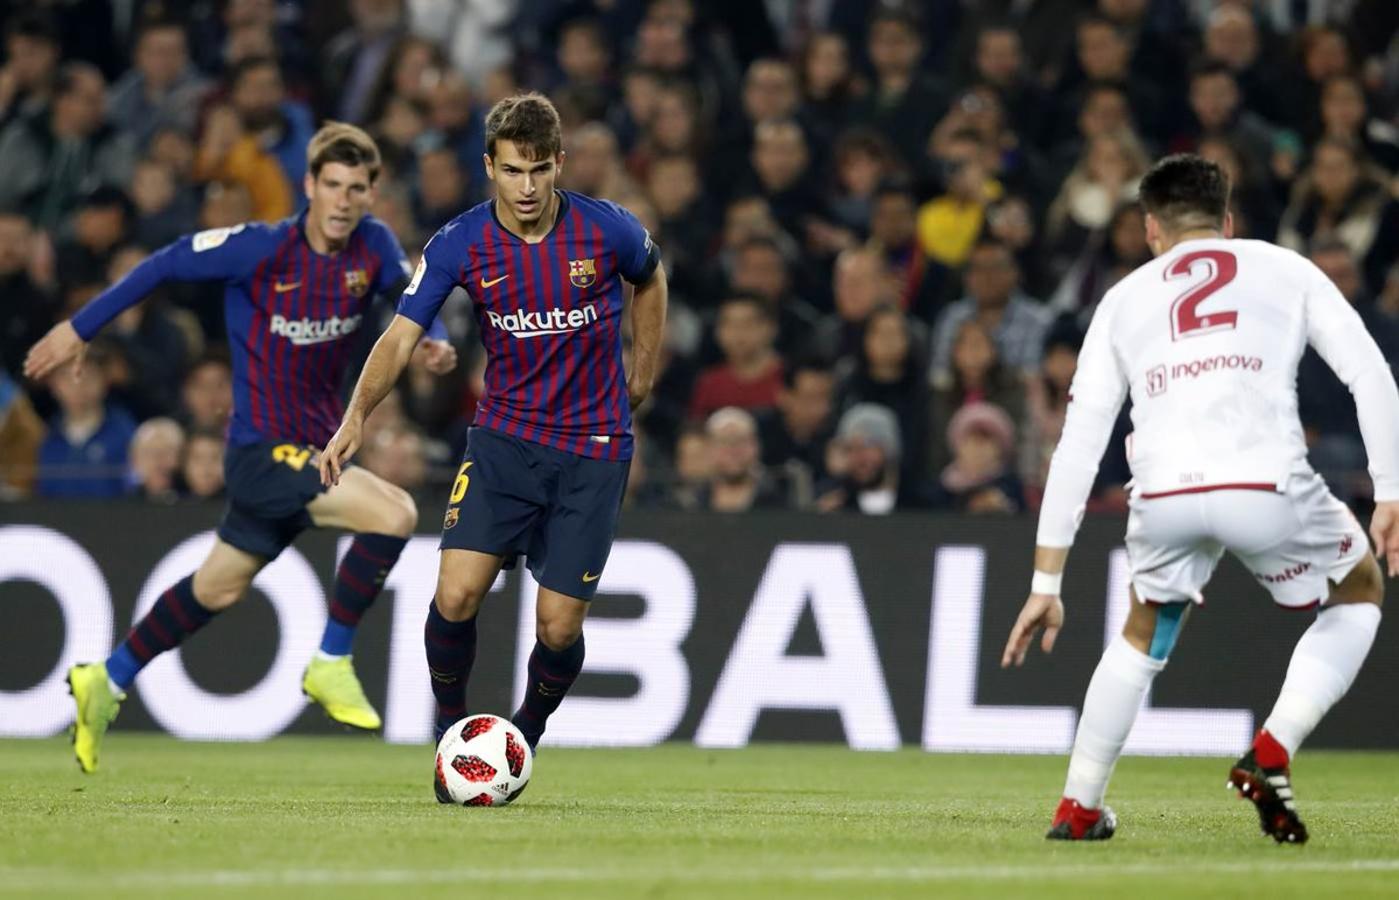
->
[425,601,477,741]
[320,533,407,656]
[512,634,585,749]
[106,574,217,690]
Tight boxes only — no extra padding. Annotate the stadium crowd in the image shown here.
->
[1,0,1397,518]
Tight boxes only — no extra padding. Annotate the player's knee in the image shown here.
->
[434,576,486,621]
[536,619,582,652]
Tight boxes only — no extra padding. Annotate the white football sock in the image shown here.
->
[1063,636,1165,809]
[1263,603,1381,758]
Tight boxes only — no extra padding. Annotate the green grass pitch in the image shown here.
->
[2,737,1397,899]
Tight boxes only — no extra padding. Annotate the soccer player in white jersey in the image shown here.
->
[1001,154,1399,844]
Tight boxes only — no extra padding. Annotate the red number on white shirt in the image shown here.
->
[1167,250,1238,341]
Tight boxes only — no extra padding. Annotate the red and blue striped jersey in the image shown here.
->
[71,213,441,448]
[397,191,659,461]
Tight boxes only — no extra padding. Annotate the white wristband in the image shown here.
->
[1031,570,1063,596]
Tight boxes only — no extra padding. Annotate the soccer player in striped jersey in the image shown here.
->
[24,123,456,773]
[319,94,668,783]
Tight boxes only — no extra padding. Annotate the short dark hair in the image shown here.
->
[1189,59,1236,85]
[6,11,59,45]
[228,54,280,89]
[485,92,563,160]
[307,121,382,181]
[1138,154,1231,231]
[719,293,775,323]
[783,356,833,389]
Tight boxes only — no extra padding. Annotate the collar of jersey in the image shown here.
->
[291,209,361,259]
[490,190,569,244]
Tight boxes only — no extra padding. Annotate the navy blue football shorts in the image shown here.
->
[218,440,331,559]
[439,427,629,601]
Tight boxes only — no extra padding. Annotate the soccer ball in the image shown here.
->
[433,714,533,807]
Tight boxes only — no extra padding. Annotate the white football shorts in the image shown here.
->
[1124,471,1369,609]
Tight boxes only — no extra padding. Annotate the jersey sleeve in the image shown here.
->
[1303,259,1399,501]
[368,220,449,340]
[1036,291,1130,547]
[395,224,463,332]
[71,223,275,341]
[599,200,661,284]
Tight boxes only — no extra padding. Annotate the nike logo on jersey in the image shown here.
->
[582,571,601,583]
[479,274,510,289]
[274,280,302,293]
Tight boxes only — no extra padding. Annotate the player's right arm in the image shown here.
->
[1302,259,1399,574]
[319,226,460,486]
[23,224,273,381]
[1003,292,1129,667]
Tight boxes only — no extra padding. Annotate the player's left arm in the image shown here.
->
[1303,260,1399,574]
[1003,293,1128,668]
[603,199,666,409]
[628,263,667,409]
[370,221,456,374]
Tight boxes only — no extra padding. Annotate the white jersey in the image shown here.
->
[1038,237,1399,547]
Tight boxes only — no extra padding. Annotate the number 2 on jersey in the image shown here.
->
[1167,250,1238,341]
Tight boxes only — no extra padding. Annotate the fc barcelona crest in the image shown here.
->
[344,268,370,298]
[443,507,460,529]
[569,258,597,288]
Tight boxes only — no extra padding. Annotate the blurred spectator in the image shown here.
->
[689,296,783,422]
[1277,137,1399,291]
[1177,62,1281,177]
[665,423,711,511]
[756,357,836,488]
[1201,5,1288,127]
[180,354,234,433]
[645,153,711,284]
[930,318,1026,477]
[1281,26,1356,135]
[807,245,896,362]
[107,19,210,149]
[130,158,200,249]
[1049,203,1151,325]
[0,12,61,129]
[425,70,486,178]
[0,211,59,380]
[1044,130,1149,285]
[228,55,316,194]
[1063,14,1167,142]
[180,427,226,499]
[869,178,943,316]
[322,0,408,124]
[1020,317,1082,495]
[836,304,930,496]
[1297,239,1374,503]
[916,130,1001,271]
[928,401,1025,514]
[799,31,863,141]
[195,87,294,223]
[1196,135,1282,241]
[128,416,184,502]
[815,402,917,514]
[851,8,947,170]
[726,236,822,357]
[36,349,137,499]
[984,195,1050,298]
[931,239,1052,382]
[821,127,894,239]
[361,423,428,491]
[413,146,469,233]
[363,35,447,128]
[1315,75,1399,173]
[0,62,136,231]
[696,406,786,512]
[56,187,133,291]
[102,246,197,420]
[745,118,821,228]
[408,0,518,89]
[0,372,44,498]
[969,25,1051,147]
[1048,82,1134,187]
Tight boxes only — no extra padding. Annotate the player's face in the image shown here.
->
[305,162,375,245]
[486,141,564,226]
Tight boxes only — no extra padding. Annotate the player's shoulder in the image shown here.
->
[354,213,398,247]
[186,220,285,259]
[426,201,494,253]
[1228,238,1312,270]
[566,191,641,228]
